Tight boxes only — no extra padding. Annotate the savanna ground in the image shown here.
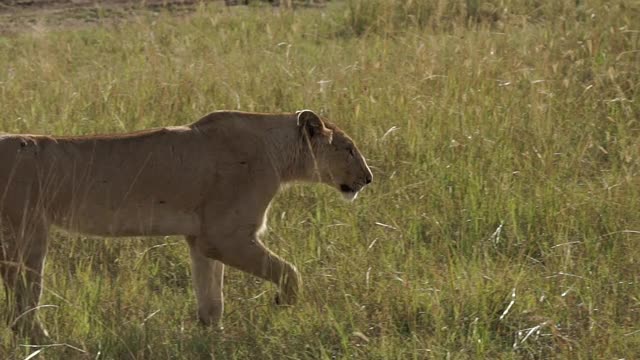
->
[1,0,640,358]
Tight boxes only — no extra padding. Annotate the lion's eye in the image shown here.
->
[348,148,356,158]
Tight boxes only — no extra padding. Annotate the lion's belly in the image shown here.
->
[53,205,201,237]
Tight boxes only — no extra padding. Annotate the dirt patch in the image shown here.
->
[0,0,204,13]
[0,0,326,34]
[0,0,206,34]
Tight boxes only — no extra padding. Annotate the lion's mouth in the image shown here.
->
[339,184,361,201]
[340,184,354,193]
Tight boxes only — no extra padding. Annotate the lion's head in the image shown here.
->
[297,110,373,201]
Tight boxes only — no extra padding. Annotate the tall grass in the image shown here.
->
[1,0,640,358]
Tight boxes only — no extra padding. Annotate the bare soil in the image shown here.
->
[0,0,206,33]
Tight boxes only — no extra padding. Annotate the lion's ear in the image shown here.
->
[297,109,327,139]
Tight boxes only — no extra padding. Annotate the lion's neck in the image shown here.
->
[262,122,314,184]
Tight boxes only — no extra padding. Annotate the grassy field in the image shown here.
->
[1,0,640,358]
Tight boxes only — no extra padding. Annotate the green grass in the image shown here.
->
[1,0,640,358]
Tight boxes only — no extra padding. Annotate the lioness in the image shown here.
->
[0,110,372,339]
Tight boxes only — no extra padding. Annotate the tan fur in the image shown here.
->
[0,110,372,338]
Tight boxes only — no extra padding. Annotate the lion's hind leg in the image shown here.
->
[1,224,19,320]
[1,216,50,342]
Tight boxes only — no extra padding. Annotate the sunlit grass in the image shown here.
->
[1,0,640,358]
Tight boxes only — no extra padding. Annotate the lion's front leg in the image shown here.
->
[186,235,225,328]
[195,231,302,306]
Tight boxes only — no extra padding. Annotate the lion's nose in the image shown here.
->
[365,172,372,184]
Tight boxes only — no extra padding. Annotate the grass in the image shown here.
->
[1,0,640,358]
